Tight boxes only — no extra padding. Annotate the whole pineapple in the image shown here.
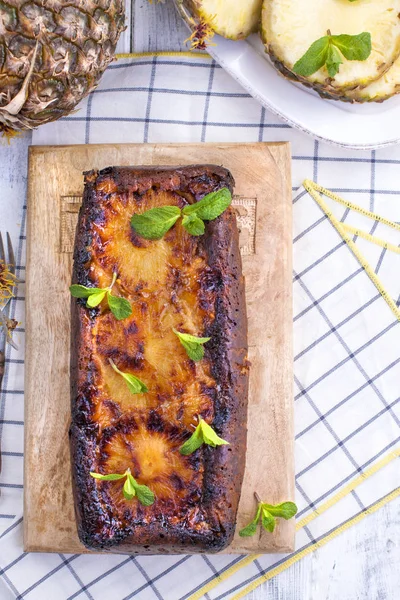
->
[0,0,125,134]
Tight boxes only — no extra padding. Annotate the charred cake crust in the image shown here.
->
[70,165,248,554]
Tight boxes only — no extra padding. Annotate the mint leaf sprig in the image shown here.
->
[109,358,148,394]
[293,31,372,79]
[70,272,132,321]
[90,468,155,506]
[130,206,182,240]
[180,417,229,455]
[239,493,298,537]
[173,329,210,362]
[130,187,232,240]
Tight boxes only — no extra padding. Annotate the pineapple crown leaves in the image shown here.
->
[293,31,372,79]
[90,468,155,506]
[70,272,132,321]
[130,188,232,240]
[239,493,298,537]
[179,417,229,455]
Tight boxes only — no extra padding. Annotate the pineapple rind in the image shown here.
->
[344,55,400,103]
[185,0,262,39]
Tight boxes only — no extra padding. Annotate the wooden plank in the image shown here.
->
[116,0,132,54]
[132,0,189,53]
[24,142,293,555]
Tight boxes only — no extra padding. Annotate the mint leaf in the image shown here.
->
[70,273,131,320]
[238,498,298,537]
[173,332,211,344]
[293,36,329,77]
[238,519,259,537]
[182,214,205,236]
[91,469,155,505]
[293,32,372,78]
[173,329,210,362]
[200,419,229,448]
[86,290,107,307]
[181,341,205,361]
[124,473,155,506]
[90,472,126,481]
[107,293,132,320]
[109,359,148,394]
[122,373,148,394]
[179,418,228,455]
[263,502,298,520]
[331,32,371,61]
[261,507,276,532]
[131,206,181,240]
[182,188,232,221]
[123,475,136,500]
[180,425,204,456]
[129,190,231,241]
[132,481,156,506]
[239,505,262,537]
[326,44,342,78]
[69,283,106,307]
[70,284,104,298]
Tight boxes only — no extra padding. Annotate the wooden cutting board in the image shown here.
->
[24,142,294,555]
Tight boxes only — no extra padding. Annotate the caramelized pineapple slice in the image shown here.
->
[87,186,217,428]
[99,420,203,509]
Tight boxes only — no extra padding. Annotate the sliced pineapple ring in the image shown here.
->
[345,55,400,102]
[261,0,400,93]
[97,421,207,519]
[186,0,262,39]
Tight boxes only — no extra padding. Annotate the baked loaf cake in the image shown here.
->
[70,165,249,553]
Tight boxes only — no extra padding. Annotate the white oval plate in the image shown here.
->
[173,1,400,149]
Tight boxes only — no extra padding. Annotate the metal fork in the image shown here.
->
[0,232,16,392]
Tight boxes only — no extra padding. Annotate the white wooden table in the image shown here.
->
[0,2,399,599]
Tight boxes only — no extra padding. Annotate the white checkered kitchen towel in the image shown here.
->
[0,53,399,600]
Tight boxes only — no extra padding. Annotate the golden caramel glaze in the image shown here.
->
[70,165,249,553]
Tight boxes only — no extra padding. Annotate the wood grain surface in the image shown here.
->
[24,142,294,555]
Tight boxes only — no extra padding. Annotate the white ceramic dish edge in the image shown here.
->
[173,1,400,150]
